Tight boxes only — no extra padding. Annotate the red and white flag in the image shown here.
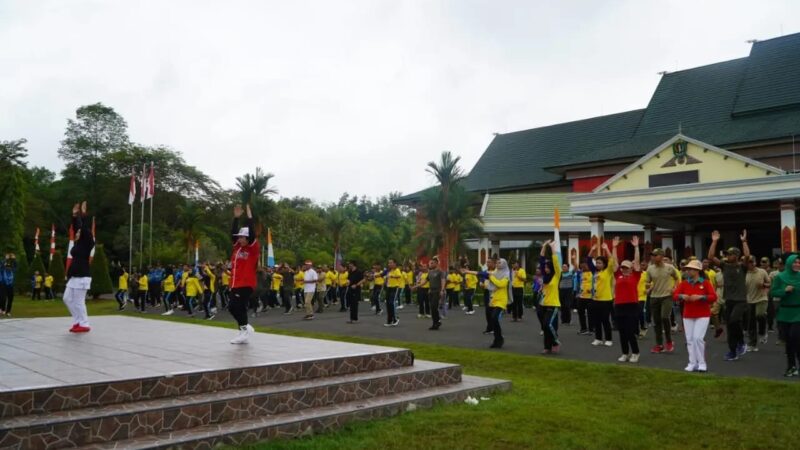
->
[34,227,40,253]
[128,170,137,205]
[89,217,96,263]
[140,163,147,203]
[49,224,56,262]
[66,225,75,273]
[146,162,155,200]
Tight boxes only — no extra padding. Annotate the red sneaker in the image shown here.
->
[650,345,664,354]
[69,324,79,332]
[72,325,91,333]
[665,342,675,353]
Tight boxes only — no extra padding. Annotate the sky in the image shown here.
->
[2,0,799,202]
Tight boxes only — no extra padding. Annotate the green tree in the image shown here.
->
[48,251,66,295]
[0,139,29,255]
[89,244,113,298]
[13,247,30,295]
[30,252,47,280]
[236,167,278,235]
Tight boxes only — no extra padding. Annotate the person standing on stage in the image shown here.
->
[229,204,259,344]
[63,201,93,332]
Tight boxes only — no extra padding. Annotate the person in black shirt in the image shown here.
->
[64,201,94,333]
[347,261,365,323]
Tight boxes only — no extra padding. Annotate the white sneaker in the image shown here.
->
[629,354,640,363]
[398,304,404,310]
[161,309,174,316]
[462,306,467,311]
[392,319,399,327]
[604,341,613,347]
[230,327,247,344]
[685,364,697,372]
[760,335,768,345]
[211,307,218,314]
[618,354,630,362]
[466,310,475,315]
[417,314,423,318]
[591,339,603,346]
[697,364,708,372]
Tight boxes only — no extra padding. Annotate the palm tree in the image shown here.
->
[235,167,277,235]
[421,151,477,268]
[325,205,353,265]
[175,200,207,263]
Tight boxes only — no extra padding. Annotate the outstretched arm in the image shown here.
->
[708,230,721,266]
[231,204,242,244]
[631,235,641,272]
[741,229,750,262]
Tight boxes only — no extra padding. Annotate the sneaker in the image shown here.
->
[684,364,697,372]
[428,322,441,330]
[638,329,648,338]
[72,325,91,333]
[748,345,759,352]
[551,344,560,354]
[541,349,552,354]
[629,353,640,363]
[346,320,358,324]
[69,323,79,332]
[118,304,126,311]
[483,330,493,335]
[206,314,216,320]
[784,367,797,377]
[398,304,404,310]
[425,314,431,318]
[417,314,423,318]
[697,364,707,372]
[671,325,678,332]
[736,344,746,357]
[383,322,392,327]
[462,306,467,311]
[591,339,603,346]
[618,354,630,362]
[539,331,544,336]
[370,305,376,310]
[759,335,768,345]
[664,342,675,353]
[211,307,218,314]
[304,315,314,320]
[391,319,399,327]
[162,309,174,316]
[604,341,613,347]
[650,345,664,354]
[230,327,247,344]
[724,351,738,361]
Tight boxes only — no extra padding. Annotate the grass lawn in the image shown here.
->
[7,298,800,449]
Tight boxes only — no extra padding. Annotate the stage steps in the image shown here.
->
[0,354,510,449]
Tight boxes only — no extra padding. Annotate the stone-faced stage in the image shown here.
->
[0,316,509,449]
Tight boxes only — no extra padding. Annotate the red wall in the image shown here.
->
[572,175,611,193]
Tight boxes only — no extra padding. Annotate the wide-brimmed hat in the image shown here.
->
[682,260,703,271]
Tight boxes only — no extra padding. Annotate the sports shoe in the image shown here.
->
[784,367,797,377]
[425,314,431,318]
[539,331,544,336]
[736,344,746,357]
[304,315,314,320]
[541,349,551,354]
[466,310,475,315]
[748,345,759,352]
[724,351,738,361]
[650,345,664,354]
[417,314,423,318]
[591,339,603,346]
[206,314,216,320]
[462,306,467,311]
[551,344,560,354]
[684,364,697,372]
[618,354,630,362]
[664,342,675,353]
[398,304,404,310]
[697,364,707,372]
[670,325,678,332]
[428,322,441,330]
[638,328,648,338]
[370,305,376,310]
[392,319,399,327]
[759,335,768,345]
[629,353,640,363]
[161,310,174,316]
[230,327,247,344]
[118,304,126,311]
[72,325,91,333]
[383,322,392,327]
[604,340,613,347]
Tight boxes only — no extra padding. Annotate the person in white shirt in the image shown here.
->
[302,260,318,320]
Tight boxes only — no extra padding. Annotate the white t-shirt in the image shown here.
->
[303,269,318,293]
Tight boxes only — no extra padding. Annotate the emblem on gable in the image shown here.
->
[662,140,702,167]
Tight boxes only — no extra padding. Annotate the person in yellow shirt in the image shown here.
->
[161,267,176,316]
[136,272,149,312]
[637,270,649,337]
[590,238,618,346]
[324,267,336,306]
[488,258,510,348]
[115,267,128,310]
[184,269,204,317]
[385,259,403,327]
[464,268,478,314]
[44,272,54,300]
[294,265,305,309]
[202,263,217,319]
[221,267,231,308]
[539,240,563,353]
[370,264,385,315]
[511,262,527,322]
[413,264,431,318]
[336,265,349,312]
[573,250,594,336]
[32,271,43,300]
[403,265,415,307]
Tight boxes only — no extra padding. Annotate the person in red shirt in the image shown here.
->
[673,259,718,372]
[229,204,260,344]
[613,236,641,363]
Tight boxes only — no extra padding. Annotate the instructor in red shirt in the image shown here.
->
[229,204,259,344]
[673,259,717,372]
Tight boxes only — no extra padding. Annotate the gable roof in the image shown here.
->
[733,33,800,115]
[593,134,785,193]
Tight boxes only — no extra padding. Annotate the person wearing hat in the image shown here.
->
[673,259,717,372]
[614,236,642,363]
[300,260,318,320]
[229,204,259,344]
[744,255,771,351]
[708,229,750,361]
[769,254,800,377]
[646,247,679,353]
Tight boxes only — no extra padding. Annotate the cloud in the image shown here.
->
[1,0,798,201]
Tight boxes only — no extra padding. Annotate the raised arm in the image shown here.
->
[740,229,750,261]
[231,204,242,244]
[708,230,721,266]
[631,235,641,272]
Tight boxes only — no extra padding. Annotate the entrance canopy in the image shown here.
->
[570,134,800,230]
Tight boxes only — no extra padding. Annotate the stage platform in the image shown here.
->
[0,316,510,449]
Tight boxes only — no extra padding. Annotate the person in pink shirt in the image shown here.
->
[673,259,718,372]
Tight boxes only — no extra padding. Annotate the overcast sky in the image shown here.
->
[2,0,799,202]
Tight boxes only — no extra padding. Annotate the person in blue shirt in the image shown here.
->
[1,253,18,316]
[147,264,165,307]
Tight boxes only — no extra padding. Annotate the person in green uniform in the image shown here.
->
[770,254,800,377]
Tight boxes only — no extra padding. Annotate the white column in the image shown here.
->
[781,201,797,253]
[684,227,694,259]
[491,240,500,259]
[693,234,704,259]
[661,232,674,259]
[520,250,527,270]
[568,234,580,267]
[589,216,604,257]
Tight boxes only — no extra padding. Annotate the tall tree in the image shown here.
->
[236,167,277,235]
[0,139,29,256]
[58,103,130,205]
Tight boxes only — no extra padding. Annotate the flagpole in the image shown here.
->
[148,162,154,267]
[129,199,134,272]
[139,166,145,270]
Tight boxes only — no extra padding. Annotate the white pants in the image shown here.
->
[64,277,91,327]
[683,317,709,369]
